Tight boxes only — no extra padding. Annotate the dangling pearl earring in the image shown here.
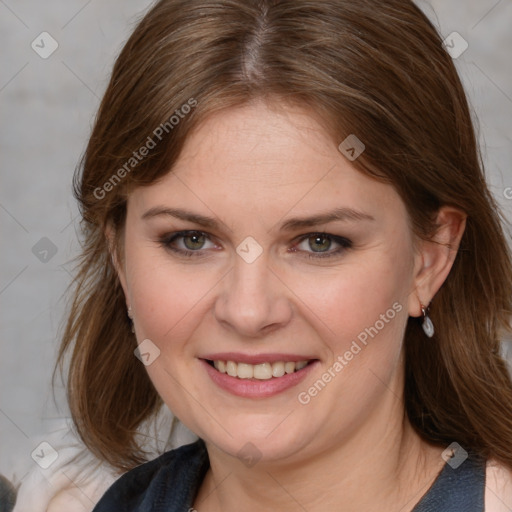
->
[421,303,434,338]
[127,306,135,334]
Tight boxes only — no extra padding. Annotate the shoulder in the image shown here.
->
[485,458,512,511]
[92,439,207,511]
[47,490,94,512]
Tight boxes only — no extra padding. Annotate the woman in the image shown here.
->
[55,0,512,510]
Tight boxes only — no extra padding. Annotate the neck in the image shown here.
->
[194,400,445,512]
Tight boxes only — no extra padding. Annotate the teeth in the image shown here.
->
[284,361,295,374]
[272,361,285,377]
[253,363,272,380]
[214,360,226,373]
[295,361,308,370]
[226,360,237,377]
[237,363,253,379]
[212,360,310,379]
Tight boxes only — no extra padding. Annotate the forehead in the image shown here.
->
[172,100,347,187]
[129,101,405,227]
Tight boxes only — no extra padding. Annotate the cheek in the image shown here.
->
[126,249,218,349]
[291,262,409,415]
[291,259,407,352]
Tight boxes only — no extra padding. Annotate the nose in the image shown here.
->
[213,249,293,338]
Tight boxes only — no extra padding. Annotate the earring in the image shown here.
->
[421,303,434,338]
[127,306,135,333]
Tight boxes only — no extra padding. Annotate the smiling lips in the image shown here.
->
[200,353,318,397]
[211,360,310,379]
[201,356,318,398]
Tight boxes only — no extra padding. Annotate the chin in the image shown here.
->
[195,414,315,465]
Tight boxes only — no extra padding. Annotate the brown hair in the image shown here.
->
[55,0,512,472]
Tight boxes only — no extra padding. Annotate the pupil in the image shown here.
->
[310,235,330,252]
[184,233,205,250]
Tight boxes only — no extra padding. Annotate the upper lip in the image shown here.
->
[201,353,317,364]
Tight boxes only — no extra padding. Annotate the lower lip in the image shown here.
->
[201,359,319,398]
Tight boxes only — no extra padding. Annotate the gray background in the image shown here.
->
[1,0,511,485]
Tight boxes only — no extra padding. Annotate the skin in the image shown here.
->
[110,99,472,511]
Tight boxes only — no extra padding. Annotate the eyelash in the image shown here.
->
[158,230,352,260]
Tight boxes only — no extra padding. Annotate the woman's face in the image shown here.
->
[117,100,421,464]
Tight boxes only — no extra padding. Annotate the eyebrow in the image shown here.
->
[141,206,375,231]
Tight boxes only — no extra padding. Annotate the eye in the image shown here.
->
[159,230,217,257]
[159,230,352,260]
[293,233,352,259]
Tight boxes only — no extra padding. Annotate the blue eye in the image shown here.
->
[159,230,352,259]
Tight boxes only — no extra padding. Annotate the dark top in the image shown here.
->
[92,439,486,511]
[0,474,17,512]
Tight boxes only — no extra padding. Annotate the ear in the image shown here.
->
[105,221,129,301]
[408,206,467,317]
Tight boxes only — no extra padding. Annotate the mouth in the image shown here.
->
[205,359,315,379]
[199,355,319,398]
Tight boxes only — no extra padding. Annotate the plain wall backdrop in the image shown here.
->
[1,0,512,485]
